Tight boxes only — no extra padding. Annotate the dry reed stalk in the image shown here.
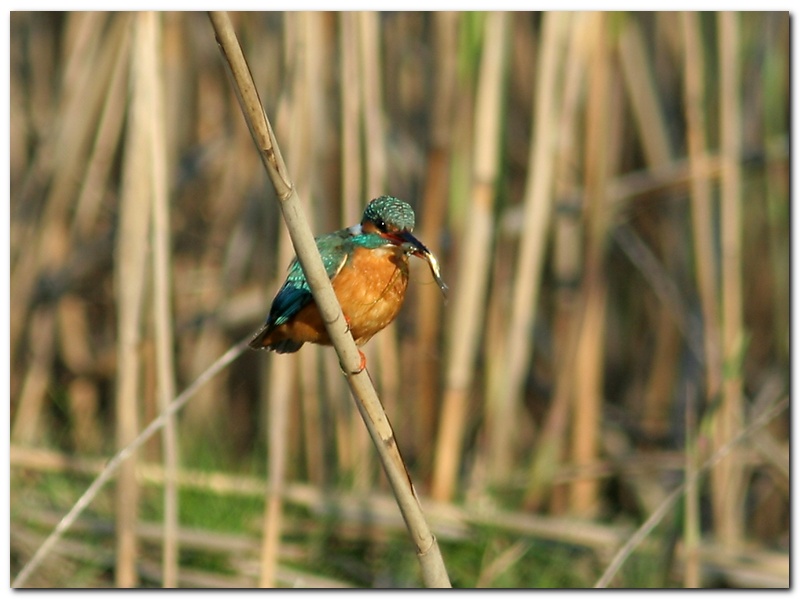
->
[595,395,789,588]
[160,13,187,186]
[476,540,531,588]
[617,15,681,451]
[9,17,30,183]
[57,293,95,374]
[259,355,293,587]
[19,14,57,150]
[111,12,162,586]
[339,12,362,226]
[72,20,132,239]
[680,13,721,396]
[611,224,703,362]
[357,12,403,441]
[680,11,726,544]
[14,516,356,589]
[14,11,105,221]
[618,15,692,442]
[302,12,330,209]
[17,507,265,557]
[684,385,701,587]
[688,544,788,589]
[491,10,570,483]
[208,12,451,587]
[56,296,99,450]
[299,347,325,484]
[431,11,508,502]
[761,17,789,365]
[60,12,106,92]
[182,328,229,435]
[412,12,457,474]
[258,12,311,587]
[12,337,251,588]
[716,10,746,546]
[11,444,634,555]
[11,309,55,445]
[569,12,614,517]
[65,379,102,454]
[522,12,589,511]
[617,20,673,167]
[358,11,388,200]
[335,13,367,484]
[11,14,126,381]
[608,155,721,209]
[141,11,180,587]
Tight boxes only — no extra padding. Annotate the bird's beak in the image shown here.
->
[389,231,448,300]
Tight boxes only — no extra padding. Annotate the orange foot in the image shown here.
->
[340,349,366,376]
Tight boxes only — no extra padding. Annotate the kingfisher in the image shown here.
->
[249,195,447,370]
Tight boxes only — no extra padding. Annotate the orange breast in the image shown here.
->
[331,246,410,345]
[262,245,410,349]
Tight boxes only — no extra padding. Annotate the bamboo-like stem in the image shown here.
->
[523,11,589,510]
[684,384,701,587]
[258,12,308,587]
[112,13,159,586]
[358,11,387,199]
[143,11,180,588]
[431,11,508,502]
[680,13,722,399]
[413,12,457,474]
[716,9,746,547]
[569,12,613,517]
[259,356,292,587]
[339,12,362,226]
[682,11,734,549]
[595,395,789,588]
[358,11,401,472]
[493,10,569,480]
[762,16,789,365]
[208,12,451,588]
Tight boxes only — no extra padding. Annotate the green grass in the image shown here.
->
[12,460,673,588]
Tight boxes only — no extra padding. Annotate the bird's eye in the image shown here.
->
[377,219,387,232]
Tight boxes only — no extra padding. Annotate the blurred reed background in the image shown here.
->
[9,11,789,588]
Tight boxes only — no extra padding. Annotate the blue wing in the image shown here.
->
[249,231,350,351]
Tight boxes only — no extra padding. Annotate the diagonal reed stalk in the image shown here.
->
[11,337,251,588]
[208,12,450,588]
[595,394,788,588]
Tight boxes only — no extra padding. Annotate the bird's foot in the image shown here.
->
[340,350,367,376]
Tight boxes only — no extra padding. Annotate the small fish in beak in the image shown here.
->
[390,231,448,300]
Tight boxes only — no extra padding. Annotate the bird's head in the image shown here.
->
[361,195,448,299]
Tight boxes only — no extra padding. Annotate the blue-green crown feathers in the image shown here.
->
[361,196,416,232]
